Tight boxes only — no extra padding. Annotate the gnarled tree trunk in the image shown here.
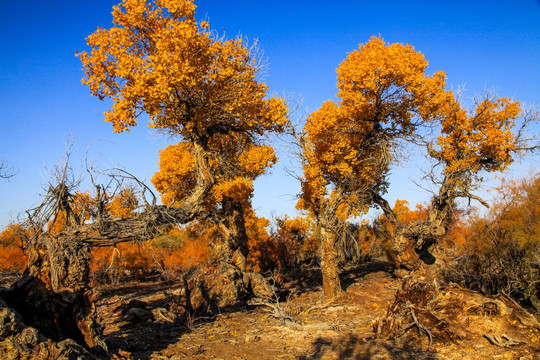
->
[2,234,107,357]
[320,227,342,301]
[372,177,457,270]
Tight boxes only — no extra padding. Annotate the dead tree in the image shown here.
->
[0,142,214,357]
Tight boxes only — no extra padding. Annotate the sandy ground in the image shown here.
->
[93,262,540,360]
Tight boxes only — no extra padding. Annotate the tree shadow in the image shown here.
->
[297,333,439,360]
[340,260,394,291]
[98,279,251,360]
[284,263,323,294]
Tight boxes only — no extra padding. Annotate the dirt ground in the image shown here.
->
[92,262,540,360]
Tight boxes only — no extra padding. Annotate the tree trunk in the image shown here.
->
[2,234,108,356]
[320,227,342,301]
[373,181,455,270]
[218,198,249,272]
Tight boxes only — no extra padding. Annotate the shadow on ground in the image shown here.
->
[297,333,438,360]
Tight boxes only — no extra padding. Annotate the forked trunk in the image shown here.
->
[321,227,342,301]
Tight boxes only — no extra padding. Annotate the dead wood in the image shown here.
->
[397,304,433,348]
[1,141,215,357]
[0,297,98,359]
[483,333,525,348]
[374,267,539,350]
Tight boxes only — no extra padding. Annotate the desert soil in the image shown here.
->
[94,262,540,360]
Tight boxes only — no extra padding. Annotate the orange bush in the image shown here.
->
[0,244,26,273]
[90,242,154,282]
[251,215,318,274]
[89,222,216,283]
[0,224,28,273]
[446,174,540,313]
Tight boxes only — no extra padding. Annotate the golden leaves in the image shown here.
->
[151,142,196,206]
[433,94,522,181]
[151,141,278,206]
[78,0,287,137]
[107,188,139,218]
[336,36,447,124]
[299,36,447,219]
[81,0,288,211]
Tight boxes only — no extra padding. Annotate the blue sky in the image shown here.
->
[0,0,539,228]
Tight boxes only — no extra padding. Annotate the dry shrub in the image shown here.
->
[375,270,540,352]
[90,242,155,284]
[445,174,540,315]
[251,216,319,275]
[89,224,213,284]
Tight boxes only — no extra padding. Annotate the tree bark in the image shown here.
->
[2,234,108,356]
[217,198,249,272]
[372,178,456,270]
[320,227,342,301]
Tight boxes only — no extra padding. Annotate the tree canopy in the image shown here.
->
[79,0,288,225]
[299,36,448,220]
[78,0,287,139]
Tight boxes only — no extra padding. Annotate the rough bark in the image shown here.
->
[372,178,456,270]
[320,227,342,301]
[1,140,216,356]
[182,197,272,314]
[214,198,250,271]
[2,235,107,357]
[185,261,272,315]
[0,296,97,360]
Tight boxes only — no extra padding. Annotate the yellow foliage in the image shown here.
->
[152,137,278,206]
[300,36,447,220]
[0,224,28,272]
[151,142,197,206]
[82,1,287,209]
[107,188,139,218]
[432,95,521,185]
[213,177,253,203]
[0,244,26,273]
[78,0,287,137]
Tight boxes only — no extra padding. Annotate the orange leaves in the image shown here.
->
[151,142,196,206]
[0,244,26,273]
[107,188,139,218]
[238,145,278,178]
[433,94,522,183]
[151,140,277,206]
[336,36,447,125]
[81,0,287,216]
[213,177,253,203]
[300,37,447,220]
[79,0,287,137]
[0,224,28,273]
[89,223,215,281]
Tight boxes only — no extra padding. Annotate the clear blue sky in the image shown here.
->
[1,0,539,228]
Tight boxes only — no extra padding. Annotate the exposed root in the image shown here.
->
[397,303,433,348]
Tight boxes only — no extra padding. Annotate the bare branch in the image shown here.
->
[0,159,17,179]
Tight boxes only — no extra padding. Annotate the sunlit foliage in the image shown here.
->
[0,224,28,273]
[297,36,448,299]
[80,1,288,270]
[152,140,278,208]
[430,95,523,197]
[299,36,447,219]
[106,187,139,218]
[78,0,287,137]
